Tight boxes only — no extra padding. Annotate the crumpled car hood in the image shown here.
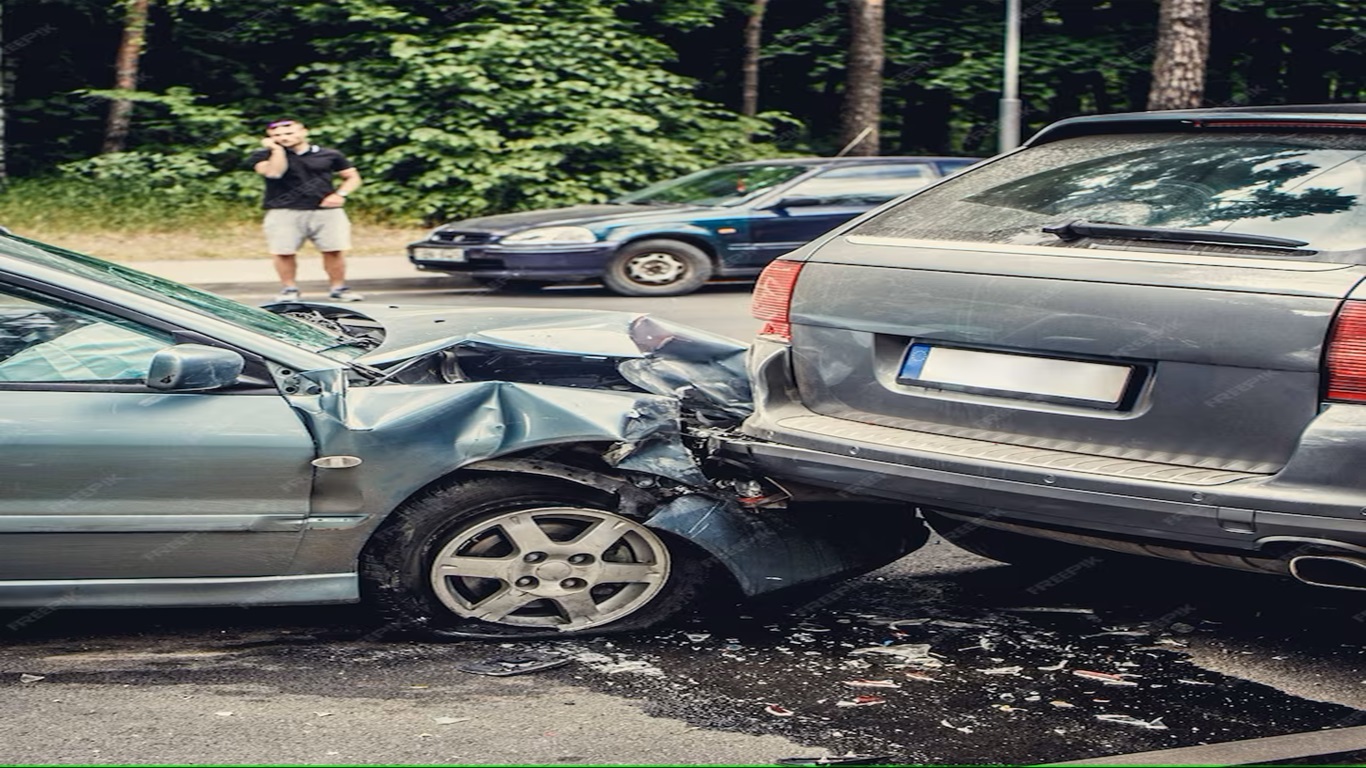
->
[350,306,669,364]
[289,303,753,422]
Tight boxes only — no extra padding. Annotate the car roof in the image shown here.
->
[1029,104,1366,146]
[727,156,978,168]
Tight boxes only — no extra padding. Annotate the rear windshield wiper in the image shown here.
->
[1043,219,1311,250]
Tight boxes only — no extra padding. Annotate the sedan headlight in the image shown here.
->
[501,226,598,244]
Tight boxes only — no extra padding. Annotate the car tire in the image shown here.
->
[921,508,1108,570]
[602,239,714,296]
[361,475,709,639]
[471,277,552,293]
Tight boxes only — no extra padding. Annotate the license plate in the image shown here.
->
[412,247,466,262]
[899,343,1132,406]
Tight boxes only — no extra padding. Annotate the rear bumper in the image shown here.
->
[407,241,617,280]
[732,340,1366,556]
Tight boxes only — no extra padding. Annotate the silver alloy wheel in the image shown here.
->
[623,252,687,285]
[428,507,671,631]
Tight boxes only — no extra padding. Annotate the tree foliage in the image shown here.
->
[293,0,776,220]
[9,0,1366,224]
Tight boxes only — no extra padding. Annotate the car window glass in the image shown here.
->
[0,289,172,383]
[613,165,809,207]
[780,164,935,206]
[855,133,1366,262]
[0,237,362,360]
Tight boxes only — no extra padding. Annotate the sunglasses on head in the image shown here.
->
[266,120,298,129]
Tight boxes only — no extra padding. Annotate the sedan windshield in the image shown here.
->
[613,165,809,207]
[856,132,1366,261]
[3,236,362,360]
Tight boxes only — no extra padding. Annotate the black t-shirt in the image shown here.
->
[247,145,354,210]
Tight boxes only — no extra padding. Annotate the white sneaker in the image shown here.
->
[328,287,364,302]
[276,287,302,301]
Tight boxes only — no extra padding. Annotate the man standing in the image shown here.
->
[249,119,364,302]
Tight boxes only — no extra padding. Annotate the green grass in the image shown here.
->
[0,177,258,232]
[0,176,404,234]
[0,177,427,261]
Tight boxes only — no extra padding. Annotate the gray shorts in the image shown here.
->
[263,208,352,254]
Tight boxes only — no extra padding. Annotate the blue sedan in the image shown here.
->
[407,156,977,296]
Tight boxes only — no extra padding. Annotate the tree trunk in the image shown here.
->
[1147,0,1210,111]
[102,0,151,154]
[0,0,7,183]
[840,0,884,156]
[741,0,769,119]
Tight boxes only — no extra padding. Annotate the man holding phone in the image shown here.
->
[249,119,364,302]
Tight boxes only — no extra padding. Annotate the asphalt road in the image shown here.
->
[2,283,1364,765]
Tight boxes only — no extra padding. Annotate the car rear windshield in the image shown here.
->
[854,132,1366,262]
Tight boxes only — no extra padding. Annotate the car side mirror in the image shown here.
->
[146,344,245,392]
[769,196,823,210]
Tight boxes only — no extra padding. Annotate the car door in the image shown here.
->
[744,163,938,267]
[0,285,318,581]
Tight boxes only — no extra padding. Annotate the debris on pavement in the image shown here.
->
[18,674,44,683]
[774,754,893,766]
[836,695,887,707]
[1072,669,1139,686]
[979,666,1024,676]
[1095,714,1169,730]
[903,671,943,683]
[842,679,902,689]
[1050,700,1077,708]
[765,704,796,717]
[456,652,571,677]
[432,716,472,725]
[571,651,666,677]
[940,719,973,733]
[849,644,943,667]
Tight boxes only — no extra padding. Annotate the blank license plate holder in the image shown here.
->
[898,343,1135,409]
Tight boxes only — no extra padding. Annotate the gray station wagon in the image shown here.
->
[0,235,923,638]
[728,105,1366,592]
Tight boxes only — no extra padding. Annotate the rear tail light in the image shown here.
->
[1325,301,1366,402]
[752,259,804,342]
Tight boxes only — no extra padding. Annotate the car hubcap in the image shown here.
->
[429,507,671,630]
[624,252,687,285]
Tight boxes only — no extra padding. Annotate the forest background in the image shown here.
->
[4,0,1366,252]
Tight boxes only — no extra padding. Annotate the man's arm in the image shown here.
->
[254,138,288,179]
[320,167,362,208]
[335,167,362,197]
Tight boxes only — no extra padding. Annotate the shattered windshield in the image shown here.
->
[2,236,364,360]
[613,165,809,207]
[855,132,1366,261]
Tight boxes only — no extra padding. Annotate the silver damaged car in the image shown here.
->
[731,105,1366,592]
[0,234,925,637]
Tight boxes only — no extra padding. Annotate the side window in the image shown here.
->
[0,289,172,384]
[780,164,935,206]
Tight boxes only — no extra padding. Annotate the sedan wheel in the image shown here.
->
[603,239,713,296]
[430,507,670,631]
[362,476,707,638]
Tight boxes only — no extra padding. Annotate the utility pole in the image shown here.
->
[999,0,1021,153]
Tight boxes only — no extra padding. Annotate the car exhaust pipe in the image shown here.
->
[1289,555,1366,591]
